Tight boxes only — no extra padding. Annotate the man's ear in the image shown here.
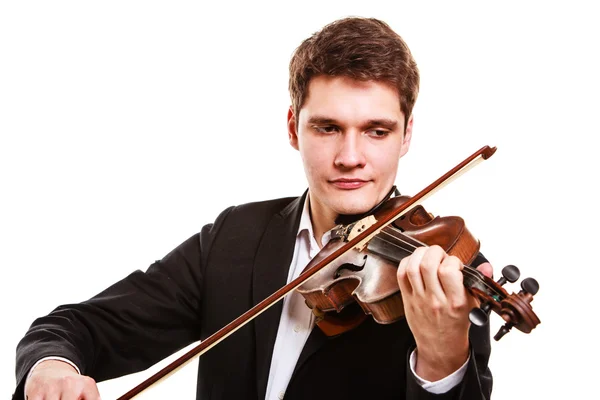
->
[399,114,413,158]
[287,107,299,150]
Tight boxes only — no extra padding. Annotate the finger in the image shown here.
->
[476,262,493,278]
[438,254,468,307]
[405,247,427,296]
[397,255,412,295]
[419,245,448,301]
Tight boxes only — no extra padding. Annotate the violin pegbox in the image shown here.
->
[468,265,541,340]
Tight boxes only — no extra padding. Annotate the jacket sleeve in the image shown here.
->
[12,206,234,400]
[405,323,493,399]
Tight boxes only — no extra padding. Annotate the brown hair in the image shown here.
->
[289,17,420,127]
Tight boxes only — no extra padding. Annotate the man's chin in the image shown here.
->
[330,201,377,218]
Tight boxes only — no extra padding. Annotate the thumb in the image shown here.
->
[476,262,493,278]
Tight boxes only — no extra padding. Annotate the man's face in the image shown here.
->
[288,75,412,220]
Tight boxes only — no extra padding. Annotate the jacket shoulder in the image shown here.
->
[198,194,303,248]
[229,195,302,220]
[209,195,302,238]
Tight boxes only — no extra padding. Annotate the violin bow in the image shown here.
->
[116,145,497,399]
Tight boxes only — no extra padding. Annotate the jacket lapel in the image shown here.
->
[290,324,328,378]
[253,191,306,400]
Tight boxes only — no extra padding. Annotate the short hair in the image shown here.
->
[289,17,420,127]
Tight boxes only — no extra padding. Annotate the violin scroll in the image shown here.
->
[467,264,541,341]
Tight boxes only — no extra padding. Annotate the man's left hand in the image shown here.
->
[396,245,493,381]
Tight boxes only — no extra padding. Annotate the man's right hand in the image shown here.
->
[24,359,101,400]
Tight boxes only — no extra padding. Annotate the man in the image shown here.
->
[15,17,493,399]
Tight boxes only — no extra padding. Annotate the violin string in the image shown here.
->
[377,226,424,252]
[372,226,499,294]
[377,226,478,272]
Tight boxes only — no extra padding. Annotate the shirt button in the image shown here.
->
[278,391,285,399]
[293,324,301,333]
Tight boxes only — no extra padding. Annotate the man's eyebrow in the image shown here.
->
[363,119,398,130]
[307,116,339,125]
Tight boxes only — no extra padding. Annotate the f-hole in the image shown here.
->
[334,255,368,279]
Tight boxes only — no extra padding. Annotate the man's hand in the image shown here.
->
[25,359,101,400]
[396,245,493,382]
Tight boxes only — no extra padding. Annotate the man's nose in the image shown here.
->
[334,132,366,169]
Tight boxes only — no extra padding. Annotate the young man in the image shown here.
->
[15,17,493,399]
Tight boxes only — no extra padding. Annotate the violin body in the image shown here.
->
[297,196,482,336]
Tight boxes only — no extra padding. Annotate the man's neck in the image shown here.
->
[307,192,337,249]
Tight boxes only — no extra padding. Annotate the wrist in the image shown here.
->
[415,339,469,381]
[25,358,81,398]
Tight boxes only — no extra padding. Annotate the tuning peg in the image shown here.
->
[494,323,513,341]
[469,302,492,327]
[521,278,539,295]
[497,264,520,286]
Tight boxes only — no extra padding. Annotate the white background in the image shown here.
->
[1,1,598,399]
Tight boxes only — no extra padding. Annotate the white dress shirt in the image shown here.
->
[28,195,468,398]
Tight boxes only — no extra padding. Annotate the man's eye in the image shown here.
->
[367,129,389,138]
[314,126,339,134]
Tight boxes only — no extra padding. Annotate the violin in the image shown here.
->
[297,193,541,340]
[117,145,541,399]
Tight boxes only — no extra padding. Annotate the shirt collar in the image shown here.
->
[297,193,314,237]
[297,193,333,248]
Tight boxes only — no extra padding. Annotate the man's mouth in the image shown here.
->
[329,178,369,190]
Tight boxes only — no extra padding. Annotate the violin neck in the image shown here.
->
[367,226,485,288]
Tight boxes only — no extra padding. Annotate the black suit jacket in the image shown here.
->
[14,193,492,399]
